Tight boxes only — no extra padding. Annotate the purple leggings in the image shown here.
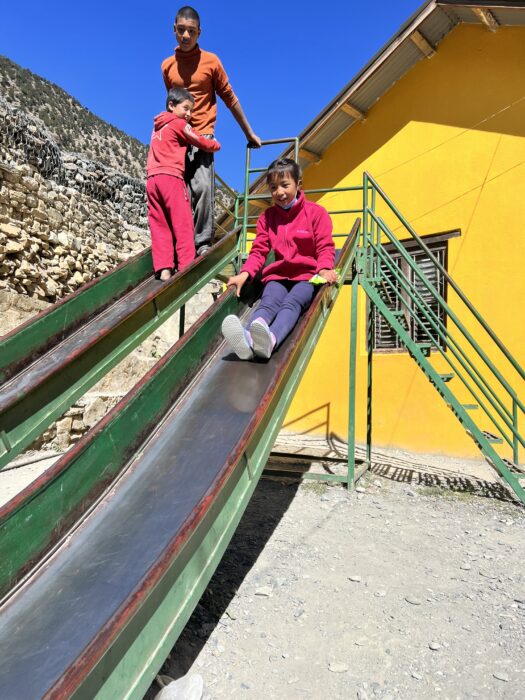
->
[250,280,315,347]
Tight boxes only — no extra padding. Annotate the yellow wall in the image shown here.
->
[285,25,525,458]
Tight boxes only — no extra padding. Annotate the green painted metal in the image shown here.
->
[362,278,525,503]
[364,172,525,382]
[0,292,241,601]
[359,173,525,503]
[89,445,266,700]
[234,160,524,499]
[371,212,523,419]
[368,238,520,447]
[239,138,300,259]
[0,248,152,384]
[347,258,359,490]
[88,220,357,700]
[368,229,523,452]
[0,235,239,471]
[366,269,374,470]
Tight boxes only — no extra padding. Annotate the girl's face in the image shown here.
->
[269,172,300,208]
[169,99,194,122]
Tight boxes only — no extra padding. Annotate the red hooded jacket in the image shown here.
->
[146,112,220,179]
[241,191,335,283]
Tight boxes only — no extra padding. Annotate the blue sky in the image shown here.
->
[0,0,424,189]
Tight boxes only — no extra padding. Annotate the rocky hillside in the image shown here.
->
[0,55,147,179]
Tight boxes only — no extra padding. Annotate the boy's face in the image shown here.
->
[269,172,300,208]
[169,99,194,122]
[174,17,200,52]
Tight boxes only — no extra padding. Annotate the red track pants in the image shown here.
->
[146,174,196,273]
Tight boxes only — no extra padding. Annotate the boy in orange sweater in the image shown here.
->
[162,6,260,255]
[146,87,220,280]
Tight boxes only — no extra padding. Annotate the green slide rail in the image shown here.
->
[358,171,524,504]
[0,224,359,700]
[0,231,239,471]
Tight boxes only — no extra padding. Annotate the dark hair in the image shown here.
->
[175,6,200,27]
[166,87,195,111]
[266,158,302,185]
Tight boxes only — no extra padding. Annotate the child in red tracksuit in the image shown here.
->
[146,87,220,280]
[222,158,336,360]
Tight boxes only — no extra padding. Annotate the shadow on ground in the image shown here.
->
[143,478,300,697]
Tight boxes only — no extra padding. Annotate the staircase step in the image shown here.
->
[462,404,479,410]
[379,280,393,304]
[481,430,503,444]
[417,343,432,357]
[392,310,409,326]
[502,458,525,475]
[485,457,525,482]
[466,428,504,446]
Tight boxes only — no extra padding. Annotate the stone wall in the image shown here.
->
[0,97,149,302]
[0,98,233,454]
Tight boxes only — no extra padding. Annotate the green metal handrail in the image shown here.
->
[364,172,525,381]
[238,190,363,250]
[371,241,523,452]
[241,138,300,257]
[362,173,523,465]
[238,139,364,259]
[371,213,520,417]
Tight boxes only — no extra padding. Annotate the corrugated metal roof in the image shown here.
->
[297,1,525,158]
[492,7,525,23]
[225,0,525,224]
[418,6,459,42]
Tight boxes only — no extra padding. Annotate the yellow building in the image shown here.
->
[282,0,525,461]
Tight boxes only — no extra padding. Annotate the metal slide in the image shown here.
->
[0,224,359,700]
[0,231,238,470]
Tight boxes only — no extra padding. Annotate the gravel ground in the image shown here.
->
[145,466,525,700]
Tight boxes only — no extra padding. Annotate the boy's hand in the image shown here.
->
[318,268,338,284]
[227,271,250,296]
[247,133,262,148]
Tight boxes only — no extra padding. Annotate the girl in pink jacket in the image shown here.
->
[146,87,220,280]
[222,158,336,359]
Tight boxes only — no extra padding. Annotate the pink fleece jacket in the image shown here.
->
[146,112,220,179]
[241,191,335,283]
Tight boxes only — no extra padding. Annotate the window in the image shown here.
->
[371,231,459,353]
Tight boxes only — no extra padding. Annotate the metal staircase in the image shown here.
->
[357,172,525,504]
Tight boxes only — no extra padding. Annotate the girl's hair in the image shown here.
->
[176,6,200,27]
[166,87,195,111]
[266,158,302,185]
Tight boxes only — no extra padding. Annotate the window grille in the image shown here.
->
[372,238,451,352]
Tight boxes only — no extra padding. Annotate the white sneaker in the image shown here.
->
[221,315,254,360]
[250,318,276,359]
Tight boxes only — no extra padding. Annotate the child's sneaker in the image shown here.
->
[222,315,254,360]
[250,318,276,359]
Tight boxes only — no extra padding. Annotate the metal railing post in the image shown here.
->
[513,399,519,465]
[347,265,359,490]
[366,295,374,470]
[241,146,252,260]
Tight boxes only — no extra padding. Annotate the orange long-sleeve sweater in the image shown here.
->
[162,45,238,135]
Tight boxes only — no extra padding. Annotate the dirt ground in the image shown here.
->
[1,446,523,700]
[144,451,525,700]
